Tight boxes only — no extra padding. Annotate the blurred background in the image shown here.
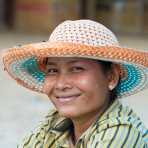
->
[0,0,148,147]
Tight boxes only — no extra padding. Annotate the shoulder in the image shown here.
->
[89,123,148,148]
[99,100,147,134]
[17,109,60,147]
[89,100,148,147]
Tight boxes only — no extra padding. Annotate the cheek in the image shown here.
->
[76,75,96,94]
[78,78,89,85]
[75,74,92,87]
[43,77,55,95]
[77,74,109,98]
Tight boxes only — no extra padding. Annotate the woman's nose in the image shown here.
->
[54,73,72,90]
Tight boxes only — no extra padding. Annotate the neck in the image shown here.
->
[71,101,110,144]
[72,112,98,143]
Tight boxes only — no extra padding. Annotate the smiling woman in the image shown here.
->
[2,20,148,147]
[43,58,116,120]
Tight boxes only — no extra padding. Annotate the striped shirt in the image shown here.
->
[18,99,148,148]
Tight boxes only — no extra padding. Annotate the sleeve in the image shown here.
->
[17,109,58,148]
[89,124,147,148]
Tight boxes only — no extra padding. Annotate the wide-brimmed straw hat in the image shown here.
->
[2,20,148,98]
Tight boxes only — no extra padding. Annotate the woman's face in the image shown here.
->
[43,57,116,120]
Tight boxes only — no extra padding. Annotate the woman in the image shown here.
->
[3,20,148,147]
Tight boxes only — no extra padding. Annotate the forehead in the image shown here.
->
[45,57,99,65]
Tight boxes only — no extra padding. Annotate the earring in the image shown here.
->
[108,84,114,90]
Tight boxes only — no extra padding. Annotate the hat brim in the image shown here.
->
[3,41,148,98]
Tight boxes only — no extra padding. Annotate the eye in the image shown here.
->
[71,66,85,72]
[46,68,58,75]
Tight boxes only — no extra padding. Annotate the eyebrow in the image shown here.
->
[46,62,57,66]
[67,60,80,64]
[46,59,81,66]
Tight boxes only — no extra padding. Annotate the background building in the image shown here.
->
[1,0,148,34]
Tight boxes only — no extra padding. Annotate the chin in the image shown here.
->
[58,108,79,118]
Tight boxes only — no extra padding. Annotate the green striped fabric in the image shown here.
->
[18,100,148,148]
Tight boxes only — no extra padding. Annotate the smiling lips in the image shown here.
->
[55,94,81,102]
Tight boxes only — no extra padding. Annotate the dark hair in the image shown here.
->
[99,61,120,102]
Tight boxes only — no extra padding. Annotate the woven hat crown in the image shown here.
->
[49,20,119,47]
[2,19,148,98]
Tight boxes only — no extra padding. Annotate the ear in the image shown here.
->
[108,64,120,90]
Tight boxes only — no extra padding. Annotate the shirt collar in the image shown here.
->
[48,99,122,147]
